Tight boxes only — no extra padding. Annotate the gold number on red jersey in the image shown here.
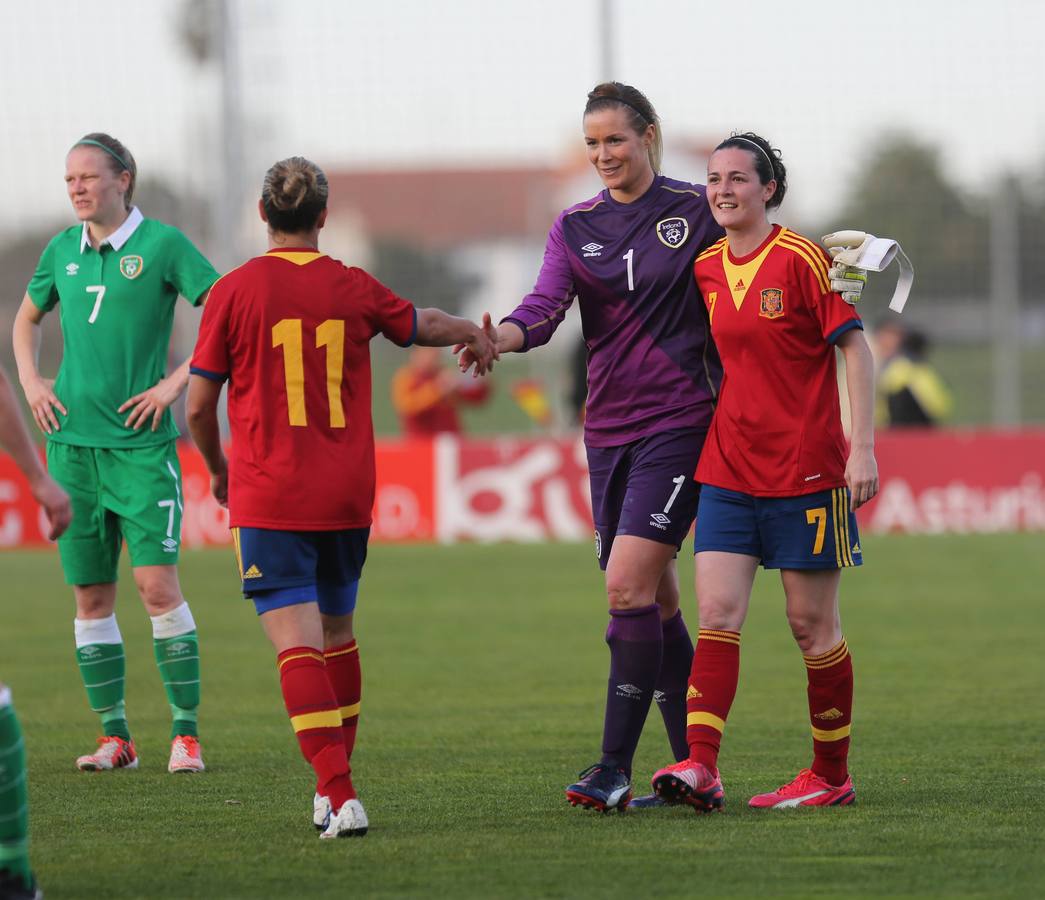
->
[316,319,346,428]
[805,507,827,555]
[271,318,347,428]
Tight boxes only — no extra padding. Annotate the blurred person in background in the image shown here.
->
[12,133,217,776]
[187,156,496,838]
[391,345,490,436]
[651,133,876,812]
[0,363,71,900]
[460,81,725,812]
[873,321,953,427]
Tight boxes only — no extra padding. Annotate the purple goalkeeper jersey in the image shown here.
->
[504,175,724,447]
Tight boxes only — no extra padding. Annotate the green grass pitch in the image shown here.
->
[4,534,1044,898]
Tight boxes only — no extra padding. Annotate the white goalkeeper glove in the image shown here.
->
[821,230,914,313]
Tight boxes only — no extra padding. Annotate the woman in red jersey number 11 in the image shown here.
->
[652,133,878,811]
[187,157,496,839]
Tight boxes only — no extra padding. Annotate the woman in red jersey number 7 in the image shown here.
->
[652,133,878,811]
[187,157,495,839]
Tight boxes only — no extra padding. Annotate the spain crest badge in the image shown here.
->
[759,288,784,319]
[119,255,144,280]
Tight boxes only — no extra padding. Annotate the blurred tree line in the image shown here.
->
[809,131,1045,318]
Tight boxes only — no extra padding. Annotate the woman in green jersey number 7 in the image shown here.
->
[12,133,219,775]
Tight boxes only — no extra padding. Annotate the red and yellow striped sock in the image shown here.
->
[277,647,354,811]
[686,629,741,771]
[323,640,361,761]
[805,638,853,786]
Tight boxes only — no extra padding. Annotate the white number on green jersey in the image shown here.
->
[86,285,106,324]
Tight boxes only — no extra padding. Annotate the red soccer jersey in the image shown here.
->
[693,226,862,496]
[190,249,416,529]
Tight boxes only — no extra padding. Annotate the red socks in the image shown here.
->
[804,638,853,786]
[323,640,362,760]
[686,629,741,771]
[277,647,355,811]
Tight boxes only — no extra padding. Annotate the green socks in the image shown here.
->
[74,615,130,740]
[151,604,201,740]
[73,604,202,745]
[0,688,32,891]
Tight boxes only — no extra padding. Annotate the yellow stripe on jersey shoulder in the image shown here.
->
[777,230,830,294]
[268,251,327,266]
[696,238,726,263]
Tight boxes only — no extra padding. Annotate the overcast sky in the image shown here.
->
[3,0,1043,238]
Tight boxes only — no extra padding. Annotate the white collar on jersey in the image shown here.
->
[80,206,144,254]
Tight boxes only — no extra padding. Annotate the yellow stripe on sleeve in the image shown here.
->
[290,710,343,733]
[686,711,727,733]
[339,702,361,720]
[811,723,852,742]
[778,233,831,294]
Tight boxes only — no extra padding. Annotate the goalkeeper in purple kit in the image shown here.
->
[461,82,724,811]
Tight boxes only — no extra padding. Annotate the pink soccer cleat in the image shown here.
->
[651,759,724,812]
[748,768,855,809]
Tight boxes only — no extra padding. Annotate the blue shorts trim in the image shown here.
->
[233,526,369,612]
[694,485,862,570]
[251,580,360,617]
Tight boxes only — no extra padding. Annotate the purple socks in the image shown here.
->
[600,603,663,774]
[655,609,694,761]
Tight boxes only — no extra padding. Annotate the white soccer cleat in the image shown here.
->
[76,735,139,771]
[168,736,205,773]
[313,792,332,830]
[320,798,368,838]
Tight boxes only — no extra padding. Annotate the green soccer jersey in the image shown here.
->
[27,208,219,448]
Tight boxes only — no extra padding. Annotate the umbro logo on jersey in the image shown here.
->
[649,512,670,531]
[120,255,144,279]
[615,683,643,699]
[80,646,102,659]
[244,564,263,579]
[581,242,603,257]
[65,262,80,276]
[169,641,192,656]
[653,690,666,704]
[162,537,178,552]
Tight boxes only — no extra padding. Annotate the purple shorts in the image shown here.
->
[586,427,706,570]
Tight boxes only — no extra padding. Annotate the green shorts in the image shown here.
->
[46,441,185,585]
